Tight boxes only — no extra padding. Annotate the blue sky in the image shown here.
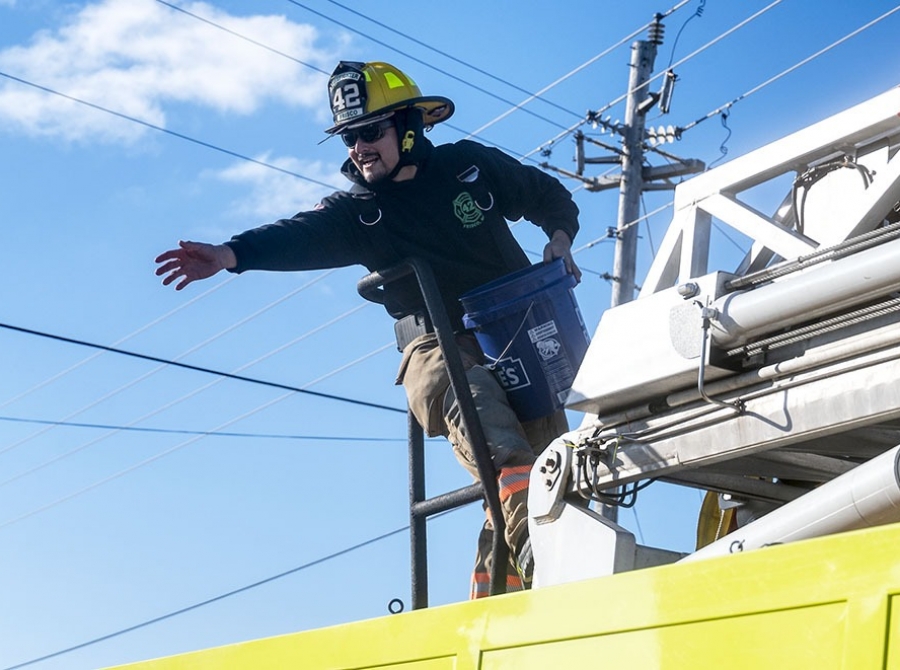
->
[1,1,899,668]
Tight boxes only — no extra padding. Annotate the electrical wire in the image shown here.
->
[0,521,417,670]
[282,0,574,132]
[511,0,693,156]
[524,0,785,163]
[0,270,376,458]
[156,0,690,163]
[705,110,732,170]
[0,320,405,421]
[0,341,398,530]
[666,0,707,69]
[0,275,236,412]
[0,415,406,442]
[144,0,526,153]
[680,4,900,135]
[641,195,658,258]
[322,0,581,120]
[0,314,400,488]
[572,201,675,253]
[466,14,659,141]
[1,503,474,670]
[155,0,331,75]
[0,70,343,192]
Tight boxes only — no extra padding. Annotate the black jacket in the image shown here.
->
[225,139,580,327]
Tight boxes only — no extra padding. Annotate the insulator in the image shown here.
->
[648,15,665,45]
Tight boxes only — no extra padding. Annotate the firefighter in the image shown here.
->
[155,60,581,598]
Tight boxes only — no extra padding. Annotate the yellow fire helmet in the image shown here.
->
[325,61,454,134]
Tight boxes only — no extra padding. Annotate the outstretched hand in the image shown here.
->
[543,229,582,283]
[154,240,236,291]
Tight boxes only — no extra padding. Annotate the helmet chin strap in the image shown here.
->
[385,108,426,180]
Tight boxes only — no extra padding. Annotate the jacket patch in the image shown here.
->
[453,191,484,229]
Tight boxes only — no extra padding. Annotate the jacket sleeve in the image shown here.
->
[458,140,580,242]
[224,192,363,273]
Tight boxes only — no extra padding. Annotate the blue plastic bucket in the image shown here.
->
[460,259,591,421]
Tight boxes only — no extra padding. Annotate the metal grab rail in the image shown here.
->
[357,258,508,608]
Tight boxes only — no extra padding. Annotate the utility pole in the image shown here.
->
[544,16,706,522]
[611,36,659,307]
[537,15,706,519]
[540,15,704,311]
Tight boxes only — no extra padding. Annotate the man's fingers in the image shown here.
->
[160,271,181,286]
[155,259,182,276]
[154,249,182,264]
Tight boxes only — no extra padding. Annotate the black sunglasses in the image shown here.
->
[340,120,393,147]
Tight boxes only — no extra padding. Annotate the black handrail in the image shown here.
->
[358,258,508,608]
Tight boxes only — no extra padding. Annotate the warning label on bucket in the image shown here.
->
[528,320,559,343]
[528,319,574,396]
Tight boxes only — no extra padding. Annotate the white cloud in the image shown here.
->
[213,153,344,221]
[0,0,337,142]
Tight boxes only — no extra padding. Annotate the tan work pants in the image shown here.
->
[396,332,567,598]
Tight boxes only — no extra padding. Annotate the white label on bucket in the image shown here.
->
[528,320,558,343]
[535,337,561,361]
[490,357,531,392]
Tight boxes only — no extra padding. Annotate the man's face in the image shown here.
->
[346,121,400,184]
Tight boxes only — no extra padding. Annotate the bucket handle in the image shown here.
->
[484,301,535,371]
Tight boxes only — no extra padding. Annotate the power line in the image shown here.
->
[148,0,523,151]
[283,0,575,132]
[155,0,331,75]
[469,9,674,142]
[0,341,399,526]
[3,308,398,480]
[0,275,236,412]
[0,321,405,415]
[0,271,361,458]
[0,415,406,442]
[2,501,474,670]
[153,0,674,165]
[0,70,343,191]
[573,201,675,253]
[0,333,395,487]
[322,0,581,120]
[604,0,788,123]
[522,0,786,163]
[0,522,415,670]
[680,3,900,135]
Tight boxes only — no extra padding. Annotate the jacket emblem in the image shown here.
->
[453,191,484,229]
